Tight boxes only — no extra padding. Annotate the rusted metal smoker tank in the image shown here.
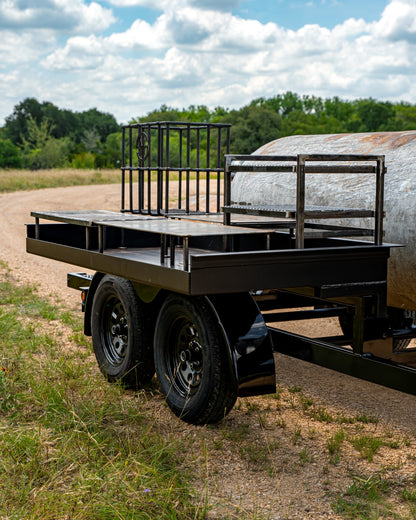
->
[231,131,416,311]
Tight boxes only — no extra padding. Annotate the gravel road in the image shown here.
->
[1,184,415,519]
[0,184,119,307]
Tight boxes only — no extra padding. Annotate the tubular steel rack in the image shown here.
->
[121,121,231,216]
[26,121,416,400]
[223,153,385,248]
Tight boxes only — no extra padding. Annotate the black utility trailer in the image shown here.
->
[26,122,416,424]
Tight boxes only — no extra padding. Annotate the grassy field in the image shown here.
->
[2,266,416,519]
[0,168,219,193]
[0,267,211,520]
[0,169,121,192]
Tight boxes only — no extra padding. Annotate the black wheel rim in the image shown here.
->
[167,318,203,398]
[100,296,128,367]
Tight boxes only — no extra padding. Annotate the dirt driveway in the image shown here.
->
[0,184,120,307]
[1,184,416,519]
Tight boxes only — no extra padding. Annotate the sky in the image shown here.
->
[1,0,415,125]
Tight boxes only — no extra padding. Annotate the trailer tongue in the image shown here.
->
[26,122,416,424]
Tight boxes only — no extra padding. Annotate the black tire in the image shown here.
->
[91,275,154,388]
[154,294,238,425]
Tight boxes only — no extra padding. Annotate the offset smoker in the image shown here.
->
[26,122,416,425]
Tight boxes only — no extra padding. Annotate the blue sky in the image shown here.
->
[0,0,415,125]
[112,1,390,30]
[238,0,389,28]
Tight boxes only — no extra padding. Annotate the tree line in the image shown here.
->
[1,93,416,169]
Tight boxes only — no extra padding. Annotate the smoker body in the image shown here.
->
[231,131,416,310]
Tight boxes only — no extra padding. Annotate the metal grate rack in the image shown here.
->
[223,153,386,248]
[121,121,231,216]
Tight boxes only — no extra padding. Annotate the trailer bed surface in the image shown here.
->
[27,209,393,296]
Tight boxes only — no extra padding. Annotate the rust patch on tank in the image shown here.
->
[325,132,416,153]
[359,132,416,152]
[327,133,352,141]
[260,140,280,154]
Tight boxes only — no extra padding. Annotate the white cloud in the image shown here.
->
[108,17,169,49]
[105,0,238,8]
[374,0,416,42]
[0,0,115,33]
[42,35,107,70]
[1,0,416,125]
[0,30,56,65]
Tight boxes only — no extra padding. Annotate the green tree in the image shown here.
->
[255,91,304,117]
[82,128,102,153]
[4,98,44,145]
[78,108,120,143]
[4,98,119,147]
[21,116,54,150]
[136,104,209,124]
[393,102,416,130]
[21,116,72,169]
[0,139,21,167]
[324,96,354,123]
[102,132,122,167]
[349,99,398,132]
[36,137,72,168]
[221,104,282,154]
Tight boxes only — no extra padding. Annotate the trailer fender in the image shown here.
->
[83,272,106,336]
[206,293,276,397]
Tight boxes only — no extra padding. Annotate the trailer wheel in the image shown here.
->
[154,294,238,424]
[91,275,154,388]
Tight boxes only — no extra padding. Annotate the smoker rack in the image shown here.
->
[223,154,385,248]
[121,121,231,216]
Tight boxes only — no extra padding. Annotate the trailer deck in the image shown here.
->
[27,209,392,296]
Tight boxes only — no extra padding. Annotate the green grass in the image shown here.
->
[333,470,416,519]
[0,168,221,193]
[350,435,384,462]
[0,168,121,192]
[402,488,416,502]
[0,275,212,519]
[311,407,334,423]
[327,429,345,465]
[333,473,391,519]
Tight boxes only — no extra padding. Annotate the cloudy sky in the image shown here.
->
[1,0,415,125]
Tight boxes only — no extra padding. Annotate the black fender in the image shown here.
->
[83,272,106,336]
[206,293,276,397]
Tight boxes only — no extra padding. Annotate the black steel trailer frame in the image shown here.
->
[26,122,416,424]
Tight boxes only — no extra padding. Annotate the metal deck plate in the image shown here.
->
[31,210,274,237]
[31,210,161,226]
[95,217,273,237]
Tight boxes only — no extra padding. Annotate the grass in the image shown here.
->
[332,471,416,520]
[350,435,384,462]
[333,473,391,519]
[0,168,121,192]
[1,263,414,519]
[0,274,211,519]
[0,168,222,193]
[327,429,345,465]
